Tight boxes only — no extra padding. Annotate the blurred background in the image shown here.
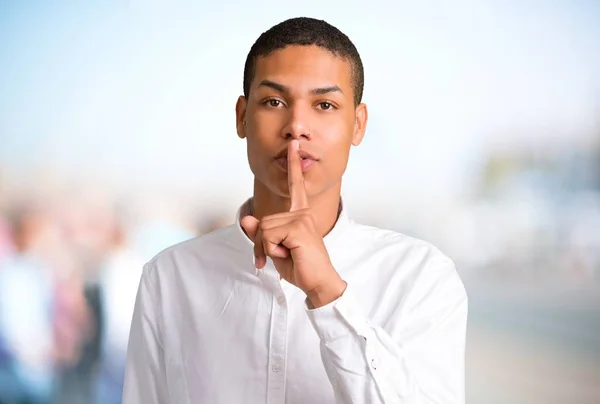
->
[1,1,599,403]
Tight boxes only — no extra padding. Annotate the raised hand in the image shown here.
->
[241,140,346,307]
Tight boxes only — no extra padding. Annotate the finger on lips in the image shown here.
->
[288,140,309,212]
[243,140,311,270]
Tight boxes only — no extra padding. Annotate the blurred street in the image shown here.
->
[1,1,599,403]
[466,279,600,404]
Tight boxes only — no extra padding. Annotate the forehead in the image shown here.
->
[253,45,353,93]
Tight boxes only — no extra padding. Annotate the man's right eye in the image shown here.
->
[265,99,283,108]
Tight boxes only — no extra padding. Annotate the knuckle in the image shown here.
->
[268,244,278,256]
[293,219,306,232]
[299,212,313,227]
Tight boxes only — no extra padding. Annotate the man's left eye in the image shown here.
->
[318,102,333,110]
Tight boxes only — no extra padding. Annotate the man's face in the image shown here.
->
[236,45,368,199]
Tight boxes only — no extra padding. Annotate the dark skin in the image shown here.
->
[235,45,368,308]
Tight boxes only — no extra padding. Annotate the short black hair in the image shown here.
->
[243,17,364,106]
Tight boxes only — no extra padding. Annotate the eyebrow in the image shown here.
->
[258,80,343,96]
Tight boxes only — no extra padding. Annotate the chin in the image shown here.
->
[268,177,313,198]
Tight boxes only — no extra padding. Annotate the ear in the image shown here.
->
[352,103,368,146]
[235,96,247,139]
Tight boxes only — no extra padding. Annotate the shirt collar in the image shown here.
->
[231,197,351,273]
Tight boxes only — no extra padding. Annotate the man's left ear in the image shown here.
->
[352,103,368,146]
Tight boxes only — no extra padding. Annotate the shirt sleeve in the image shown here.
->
[306,257,468,404]
[122,263,171,404]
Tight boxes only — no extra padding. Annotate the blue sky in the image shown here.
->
[1,1,599,204]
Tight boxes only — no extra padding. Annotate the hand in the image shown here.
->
[241,139,346,307]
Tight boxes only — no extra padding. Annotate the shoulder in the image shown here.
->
[347,220,466,299]
[347,222,468,329]
[349,220,454,269]
[140,224,241,283]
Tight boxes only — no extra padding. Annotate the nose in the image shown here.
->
[281,105,311,140]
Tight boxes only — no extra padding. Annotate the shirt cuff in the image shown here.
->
[305,282,370,342]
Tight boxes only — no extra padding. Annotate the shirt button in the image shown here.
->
[371,358,377,370]
[272,363,281,373]
[276,295,286,305]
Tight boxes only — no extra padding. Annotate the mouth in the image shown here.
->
[273,147,319,172]
[274,148,319,162]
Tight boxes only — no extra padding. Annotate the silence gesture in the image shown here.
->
[241,140,346,306]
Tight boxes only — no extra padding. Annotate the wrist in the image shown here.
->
[306,275,347,309]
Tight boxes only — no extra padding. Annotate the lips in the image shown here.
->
[274,146,319,172]
[275,157,317,172]
[274,148,319,161]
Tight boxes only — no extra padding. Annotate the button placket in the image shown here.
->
[265,262,288,404]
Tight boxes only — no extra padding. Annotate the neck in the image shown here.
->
[251,179,342,238]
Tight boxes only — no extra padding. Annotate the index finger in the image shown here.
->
[288,139,309,212]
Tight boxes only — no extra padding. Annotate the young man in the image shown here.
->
[123,17,468,404]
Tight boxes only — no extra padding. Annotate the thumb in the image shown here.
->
[240,215,260,240]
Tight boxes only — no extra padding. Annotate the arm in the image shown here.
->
[122,264,170,404]
[306,258,468,404]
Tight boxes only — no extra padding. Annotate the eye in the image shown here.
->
[317,102,335,110]
[264,99,284,108]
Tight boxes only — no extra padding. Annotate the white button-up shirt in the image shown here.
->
[123,199,468,404]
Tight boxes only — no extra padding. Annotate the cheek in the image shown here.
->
[245,132,274,174]
[246,138,263,172]
[321,135,353,173]
[317,114,354,142]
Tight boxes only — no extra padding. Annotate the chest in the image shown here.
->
[160,271,335,404]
